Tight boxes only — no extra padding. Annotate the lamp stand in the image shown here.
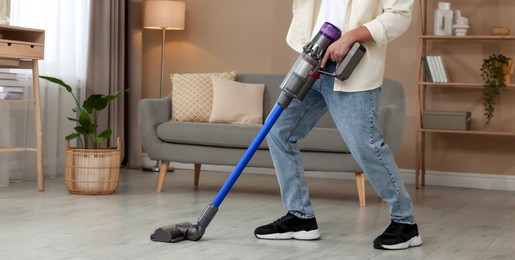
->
[143,28,174,173]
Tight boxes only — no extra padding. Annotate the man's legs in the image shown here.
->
[253,75,332,240]
[322,85,421,249]
[266,79,329,219]
[255,64,421,247]
[322,86,415,224]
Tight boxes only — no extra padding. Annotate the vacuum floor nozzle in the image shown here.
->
[150,222,193,243]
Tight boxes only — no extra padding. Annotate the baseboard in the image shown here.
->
[169,163,515,192]
[402,169,515,191]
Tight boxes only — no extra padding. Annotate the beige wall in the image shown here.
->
[141,0,515,176]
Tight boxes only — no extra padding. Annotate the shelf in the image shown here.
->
[0,98,35,103]
[420,128,515,136]
[0,25,45,191]
[416,0,515,189]
[0,147,37,153]
[418,82,515,88]
[420,35,515,40]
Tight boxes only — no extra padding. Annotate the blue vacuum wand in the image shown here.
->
[150,22,365,243]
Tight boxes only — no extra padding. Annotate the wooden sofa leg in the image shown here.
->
[194,163,201,187]
[156,160,170,192]
[355,172,366,207]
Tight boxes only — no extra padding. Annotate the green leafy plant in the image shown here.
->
[40,76,130,149]
[480,54,512,126]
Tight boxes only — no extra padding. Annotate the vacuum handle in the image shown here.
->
[319,42,366,81]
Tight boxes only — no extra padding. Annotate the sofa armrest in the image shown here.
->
[138,95,172,158]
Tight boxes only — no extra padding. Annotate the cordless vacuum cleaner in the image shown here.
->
[150,22,366,243]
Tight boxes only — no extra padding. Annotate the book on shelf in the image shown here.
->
[436,56,449,83]
[421,56,433,82]
[423,55,449,83]
[433,56,445,82]
[0,86,24,93]
[0,85,24,100]
[0,79,25,87]
[0,91,24,100]
[428,56,441,82]
[0,71,18,80]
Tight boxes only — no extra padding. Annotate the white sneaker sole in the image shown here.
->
[255,229,321,240]
[378,235,423,250]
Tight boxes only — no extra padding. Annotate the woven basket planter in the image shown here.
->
[65,137,121,195]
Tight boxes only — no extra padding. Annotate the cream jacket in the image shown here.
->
[287,0,414,92]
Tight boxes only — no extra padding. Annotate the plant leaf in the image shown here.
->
[74,126,89,135]
[39,76,73,93]
[98,128,112,140]
[65,133,79,141]
[82,94,103,113]
[78,112,93,133]
[66,117,78,122]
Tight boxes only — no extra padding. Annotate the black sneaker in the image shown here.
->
[254,213,321,240]
[373,221,422,250]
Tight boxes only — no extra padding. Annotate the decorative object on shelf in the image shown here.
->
[422,110,471,131]
[490,26,510,36]
[434,2,453,36]
[143,0,186,173]
[453,11,469,36]
[39,76,130,194]
[480,54,513,125]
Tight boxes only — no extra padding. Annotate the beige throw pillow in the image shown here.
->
[209,76,265,125]
[171,71,237,122]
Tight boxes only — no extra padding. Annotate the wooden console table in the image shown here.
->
[0,25,45,191]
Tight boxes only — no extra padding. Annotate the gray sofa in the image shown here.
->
[138,74,406,207]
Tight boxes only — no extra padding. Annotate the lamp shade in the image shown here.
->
[144,0,185,30]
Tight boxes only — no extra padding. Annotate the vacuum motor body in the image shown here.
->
[278,22,342,108]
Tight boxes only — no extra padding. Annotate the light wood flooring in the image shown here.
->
[1,168,515,259]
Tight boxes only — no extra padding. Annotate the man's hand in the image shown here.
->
[321,38,354,68]
[321,26,373,69]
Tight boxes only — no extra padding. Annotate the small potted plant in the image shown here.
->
[40,76,130,194]
[480,54,512,126]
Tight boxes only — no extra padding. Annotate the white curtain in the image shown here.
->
[0,0,90,187]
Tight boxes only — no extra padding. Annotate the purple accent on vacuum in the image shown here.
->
[320,22,342,41]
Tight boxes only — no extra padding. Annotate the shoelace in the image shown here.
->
[273,214,293,225]
[383,221,403,236]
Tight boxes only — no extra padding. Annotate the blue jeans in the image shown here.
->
[266,63,416,224]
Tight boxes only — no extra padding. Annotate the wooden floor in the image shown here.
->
[1,168,515,260]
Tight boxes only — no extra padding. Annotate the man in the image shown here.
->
[254,0,422,250]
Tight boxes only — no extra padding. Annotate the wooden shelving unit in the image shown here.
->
[420,35,515,40]
[415,0,515,188]
[0,25,45,191]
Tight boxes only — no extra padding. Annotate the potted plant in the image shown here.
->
[40,76,130,194]
[480,54,513,126]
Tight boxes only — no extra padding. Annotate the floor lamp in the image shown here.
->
[143,0,186,172]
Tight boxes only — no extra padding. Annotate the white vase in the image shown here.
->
[434,2,453,36]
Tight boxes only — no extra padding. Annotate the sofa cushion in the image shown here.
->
[156,121,349,153]
[170,71,237,122]
[209,76,265,125]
